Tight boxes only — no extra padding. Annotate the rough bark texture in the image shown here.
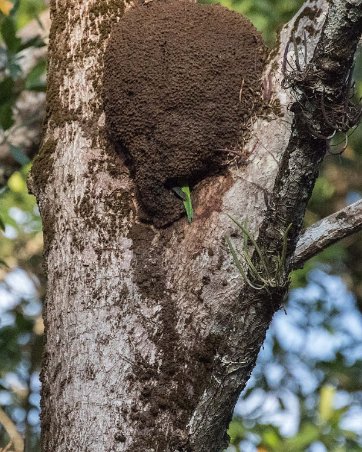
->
[30,0,362,451]
[294,199,362,268]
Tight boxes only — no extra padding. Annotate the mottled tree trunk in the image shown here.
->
[30,0,362,451]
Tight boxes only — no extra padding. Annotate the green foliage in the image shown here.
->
[181,186,193,223]
[202,0,304,45]
[16,0,45,28]
[0,0,46,153]
[172,185,194,223]
[0,168,43,452]
[0,2,45,448]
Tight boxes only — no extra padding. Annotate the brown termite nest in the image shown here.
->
[103,0,266,227]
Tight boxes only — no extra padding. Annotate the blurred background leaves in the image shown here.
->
[0,1,46,450]
[0,0,361,451]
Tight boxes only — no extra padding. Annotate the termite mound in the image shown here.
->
[103,0,266,227]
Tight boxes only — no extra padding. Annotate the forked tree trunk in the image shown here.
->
[30,0,362,450]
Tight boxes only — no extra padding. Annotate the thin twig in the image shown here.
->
[0,407,24,452]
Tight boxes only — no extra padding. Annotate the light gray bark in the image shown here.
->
[29,0,362,451]
[294,199,362,268]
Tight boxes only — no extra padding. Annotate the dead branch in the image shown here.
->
[293,199,362,268]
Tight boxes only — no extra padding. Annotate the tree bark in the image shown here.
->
[293,199,362,269]
[30,0,362,450]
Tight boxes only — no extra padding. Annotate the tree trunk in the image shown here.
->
[30,0,362,450]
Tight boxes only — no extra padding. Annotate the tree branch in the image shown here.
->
[262,0,362,255]
[286,0,362,140]
[0,406,24,452]
[293,199,362,268]
[191,1,362,447]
